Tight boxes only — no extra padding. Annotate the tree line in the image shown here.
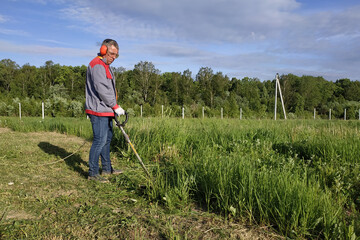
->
[1,58,360,119]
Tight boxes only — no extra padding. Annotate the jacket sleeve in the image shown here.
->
[92,64,117,109]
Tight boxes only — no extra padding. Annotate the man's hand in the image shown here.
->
[114,106,125,116]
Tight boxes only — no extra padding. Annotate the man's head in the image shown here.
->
[100,39,119,65]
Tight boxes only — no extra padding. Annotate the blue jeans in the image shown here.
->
[88,115,113,177]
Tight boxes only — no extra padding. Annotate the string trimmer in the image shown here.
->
[114,112,151,178]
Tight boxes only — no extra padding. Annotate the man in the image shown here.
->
[85,39,125,182]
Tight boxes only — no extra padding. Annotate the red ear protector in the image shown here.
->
[100,45,107,56]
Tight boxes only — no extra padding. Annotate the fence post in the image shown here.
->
[221,108,223,119]
[274,76,278,120]
[42,101,45,120]
[344,108,346,120]
[19,103,21,120]
[240,108,242,120]
[182,107,184,119]
[314,108,316,119]
[202,107,204,119]
[329,109,331,120]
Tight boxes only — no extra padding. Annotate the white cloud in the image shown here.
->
[38,39,70,45]
[59,0,359,54]
[0,28,29,36]
[0,40,93,57]
[0,14,8,23]
[60,0,301,43]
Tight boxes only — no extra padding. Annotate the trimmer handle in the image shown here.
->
[114,111,128,127]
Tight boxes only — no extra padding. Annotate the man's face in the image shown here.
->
[105,45,118,65]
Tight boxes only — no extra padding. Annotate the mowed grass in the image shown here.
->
[0,123,277,239]
[0,116,359,239]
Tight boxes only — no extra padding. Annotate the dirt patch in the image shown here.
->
[0,128,11,134]
[4,210,36,220]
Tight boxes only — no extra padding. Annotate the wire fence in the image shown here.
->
[10,102,360,121]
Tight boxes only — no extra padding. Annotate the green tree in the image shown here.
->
[180,69,194,105]
[70,65,87,100]
[54,65,85,99]
[224,92,239,118]
[281,74,335,116]
[149,68,163,106]
[0,59,19,93]
[162,72,182,105]
[231,77,262,113]
[212,71,229,108]
[336,79,360,101]
[133,61,159,104]
[113,67,132,106]
[346,81,360,101]
[20,64,37,97]
[196,67,214,108]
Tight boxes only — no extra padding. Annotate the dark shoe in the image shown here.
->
[88,175,110,183]
[102,169,123,176]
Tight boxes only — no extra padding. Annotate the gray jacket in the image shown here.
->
[85,56,119,117]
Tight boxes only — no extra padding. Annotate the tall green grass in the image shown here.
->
[1,116,359,239]
[118,118,359,239]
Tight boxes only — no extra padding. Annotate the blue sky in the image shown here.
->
[1,0,360,81]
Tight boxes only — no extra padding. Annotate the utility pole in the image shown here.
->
[274,73,287,120]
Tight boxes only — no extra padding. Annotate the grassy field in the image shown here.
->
[0,116,359,239]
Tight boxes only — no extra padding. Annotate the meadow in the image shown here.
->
[0,116,359,239]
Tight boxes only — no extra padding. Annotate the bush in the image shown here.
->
[68,100,84,117]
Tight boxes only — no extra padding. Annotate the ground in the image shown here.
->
[0,128,280,239]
